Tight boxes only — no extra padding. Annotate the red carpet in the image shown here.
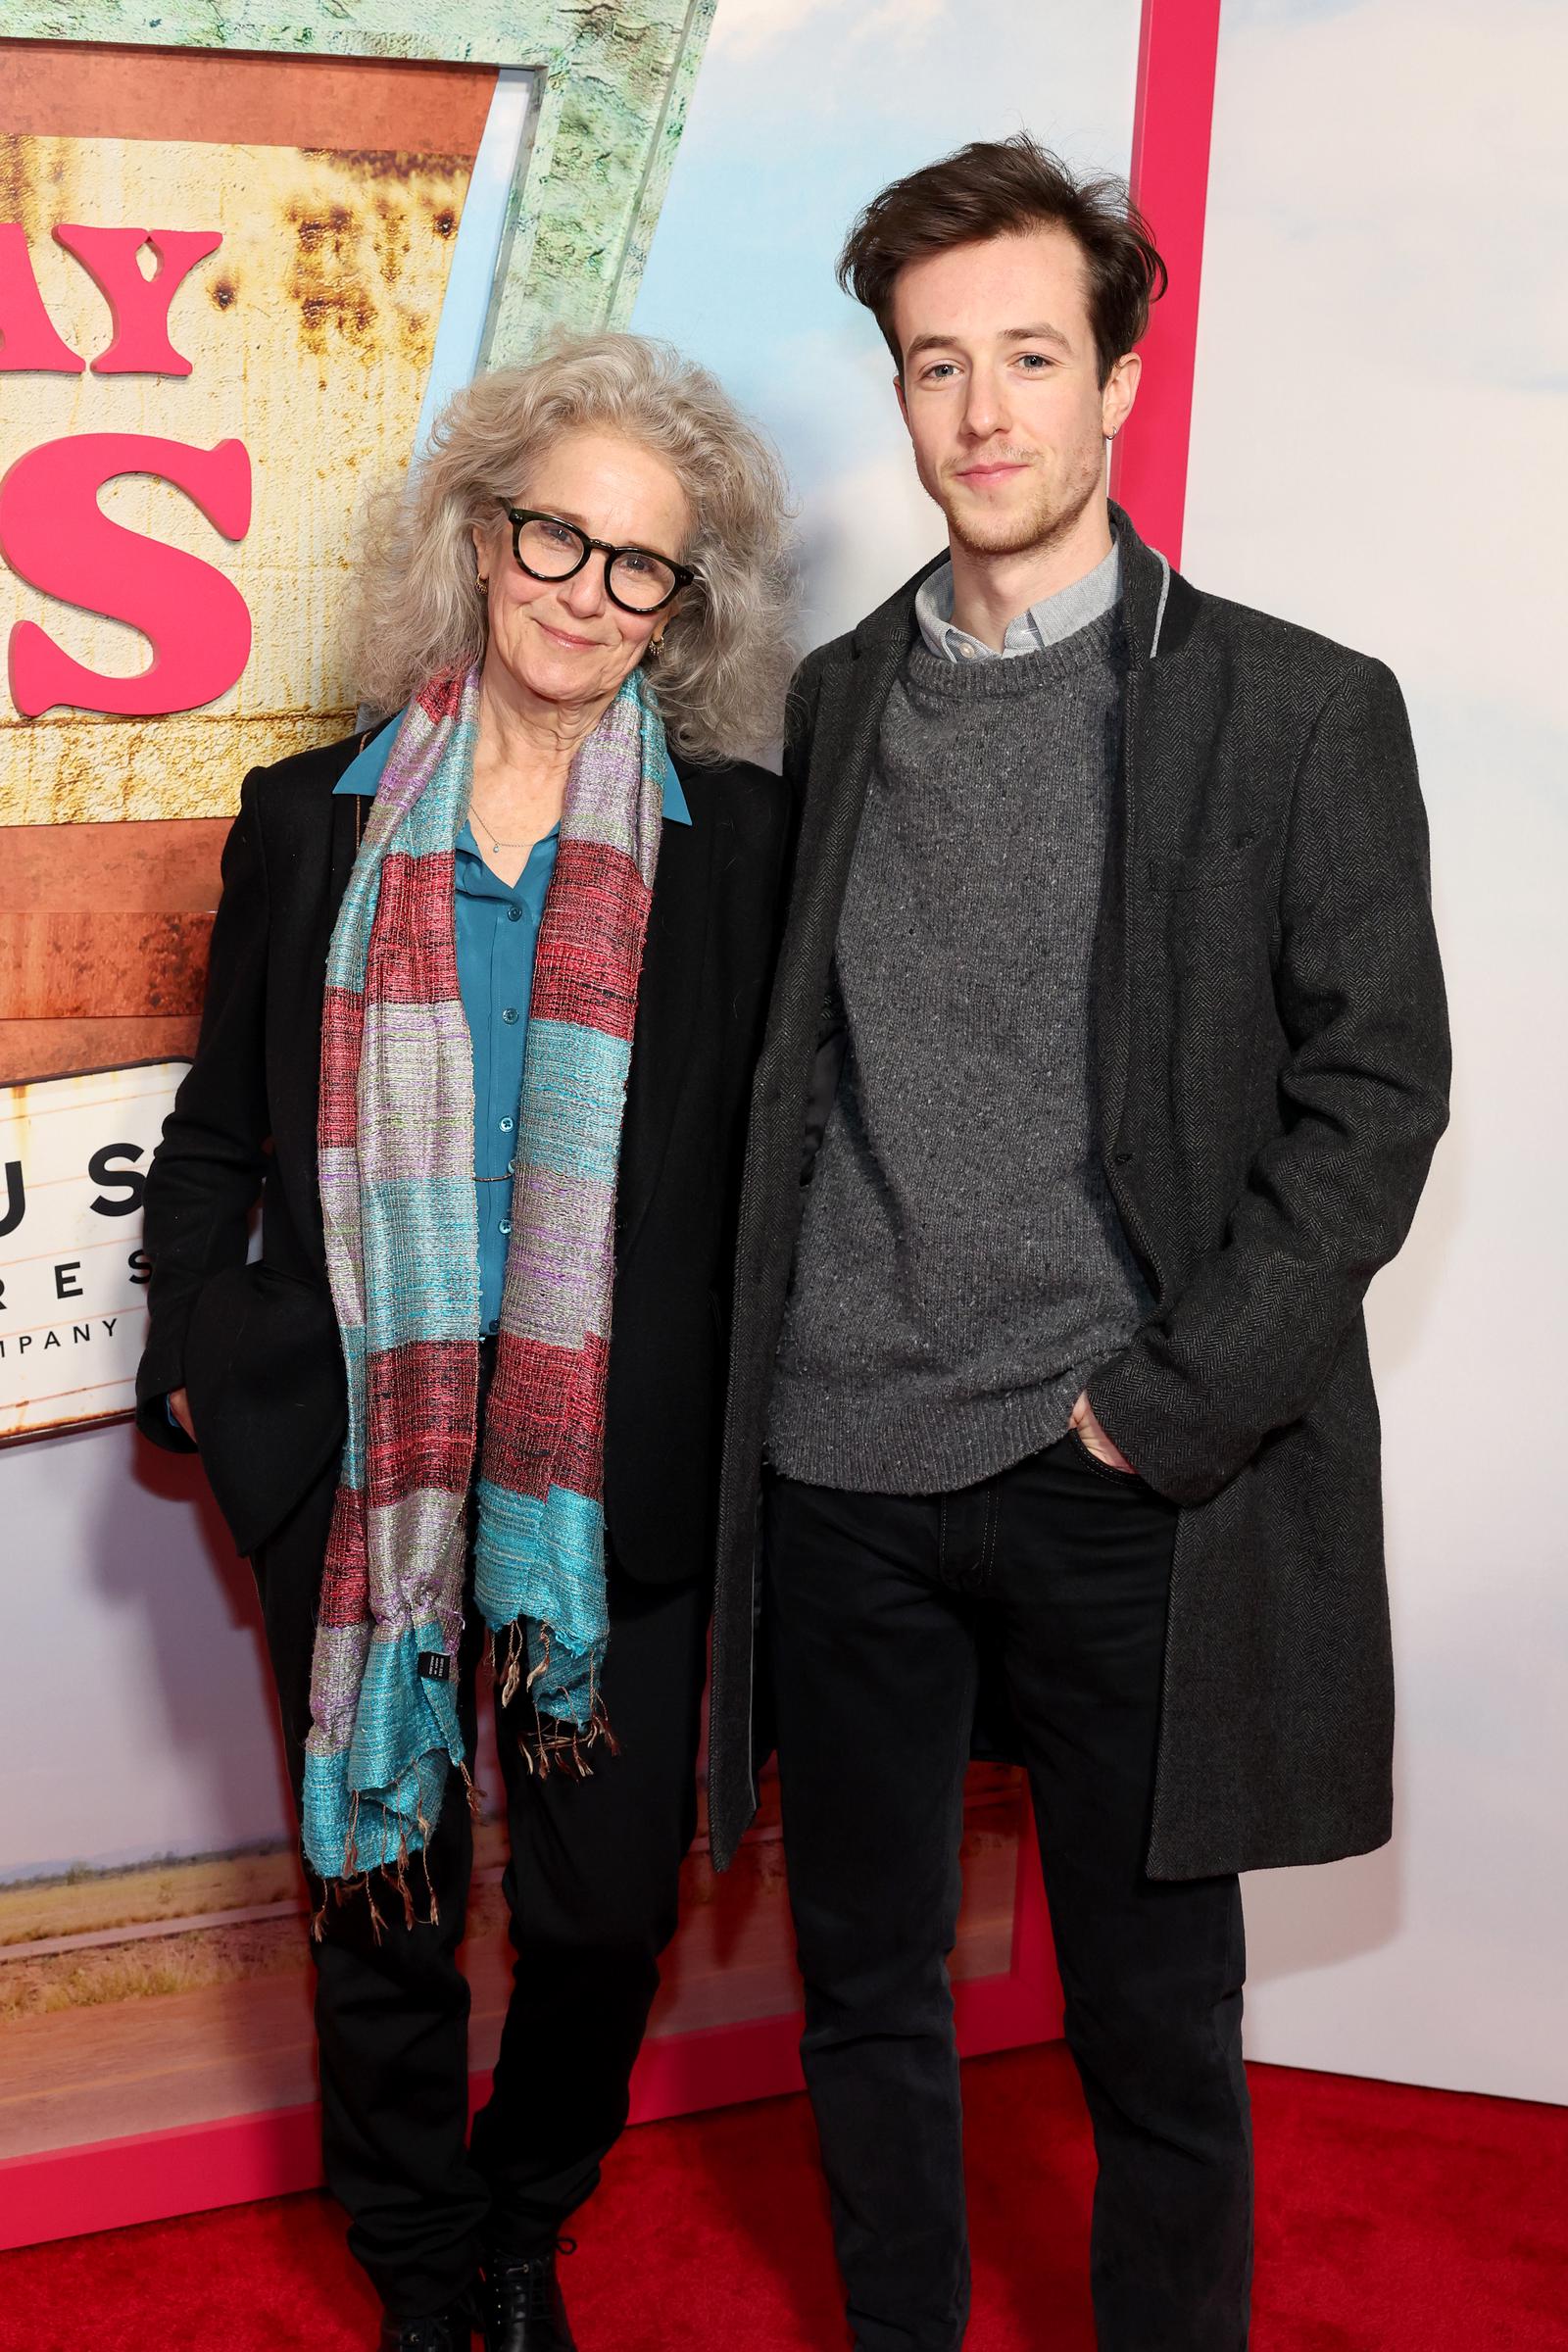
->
[3,2048,1564,2350]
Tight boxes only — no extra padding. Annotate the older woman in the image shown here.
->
[135,335,794,2352]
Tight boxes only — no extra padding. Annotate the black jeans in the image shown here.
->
[252,1454,710,2322]
[765,1432,1252,2352]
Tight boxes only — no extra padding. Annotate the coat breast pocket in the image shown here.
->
[1146,839,1271,987]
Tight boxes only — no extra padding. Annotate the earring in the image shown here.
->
[646,635,663,662]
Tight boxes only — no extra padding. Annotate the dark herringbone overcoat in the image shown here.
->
[708,506,1450,1881]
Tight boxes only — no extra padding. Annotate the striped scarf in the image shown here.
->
[302,662,663,1904]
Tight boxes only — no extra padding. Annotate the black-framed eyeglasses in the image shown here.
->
[500,505,696,614]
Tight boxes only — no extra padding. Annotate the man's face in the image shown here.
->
[889,226,1138,560]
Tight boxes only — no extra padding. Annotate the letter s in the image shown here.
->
[0,432,252,719]
[88,1142,146,1217]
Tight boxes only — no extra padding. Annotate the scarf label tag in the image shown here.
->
[416,1650,454,1684]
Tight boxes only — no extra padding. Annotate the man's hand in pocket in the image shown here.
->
[168,1387,196,1444]
[1070,1392,1136,1475]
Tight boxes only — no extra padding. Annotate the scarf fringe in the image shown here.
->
[526,1690,620,1781]
[489,1619,617,1779]
[493,1619,524,1711]
[309,1852,436,1941]
[308,1757,477,1939]
[310,1867,392,1944]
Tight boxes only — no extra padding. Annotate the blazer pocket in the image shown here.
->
[1145,836,1261,892]
[1147,839,1269,980]
[184,1260,346,1556]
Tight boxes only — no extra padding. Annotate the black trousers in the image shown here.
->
[765,1432,1252,2352]
[252,1457,710,2321]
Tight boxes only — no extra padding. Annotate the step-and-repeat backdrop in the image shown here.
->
[1,3,1099,2213]
[3,0,1563,2244]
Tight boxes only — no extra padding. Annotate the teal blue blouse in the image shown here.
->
[334,722,690,1334]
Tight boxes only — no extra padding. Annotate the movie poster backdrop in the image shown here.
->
[0,9,1049,2236]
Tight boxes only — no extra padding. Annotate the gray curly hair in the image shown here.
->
[350,332,797,764]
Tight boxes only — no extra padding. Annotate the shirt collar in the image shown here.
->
[332,716,692,824]
[913,537,1121,664]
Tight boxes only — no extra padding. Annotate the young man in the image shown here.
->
[707,138,1450,2350]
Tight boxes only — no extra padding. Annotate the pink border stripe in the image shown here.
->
[5,0,1212,2258]
[0,2105,325,2256]
[1111,0,1224,567]
[0,1840,1061,2255]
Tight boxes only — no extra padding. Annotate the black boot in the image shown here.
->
[377,2294,476,2350]
[481,2236,577,2352]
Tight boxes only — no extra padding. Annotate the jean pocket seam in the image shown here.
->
[1068,1424,1141,1484]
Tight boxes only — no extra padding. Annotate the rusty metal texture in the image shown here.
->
[0,1018,199,1085]
[0,131,473,828]
[0,912,215,1020]
[0,818,226,1072]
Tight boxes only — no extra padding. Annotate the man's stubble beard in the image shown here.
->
[938,448,1102,564]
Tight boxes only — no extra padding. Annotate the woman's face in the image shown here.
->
[473,427,692,717]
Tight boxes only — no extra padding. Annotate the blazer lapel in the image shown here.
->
[616,803,714,1268]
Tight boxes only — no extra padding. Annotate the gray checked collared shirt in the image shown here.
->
[913,538,1121,662]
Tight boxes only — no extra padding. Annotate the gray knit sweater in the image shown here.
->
[767,604,1153,1494]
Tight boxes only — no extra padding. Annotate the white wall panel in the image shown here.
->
[1184,0,1568,2102]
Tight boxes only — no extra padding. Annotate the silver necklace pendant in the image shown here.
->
[468,803,531,853]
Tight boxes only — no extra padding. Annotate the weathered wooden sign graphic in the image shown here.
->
[0,4,716,1433]
[1,127,477,823]
[0,1061,185,1441]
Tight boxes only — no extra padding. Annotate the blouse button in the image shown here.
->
[501,1005,519,1024]
[499,1218,512,1237]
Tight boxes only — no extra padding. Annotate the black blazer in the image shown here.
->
[708,505,1450,1879]
[136,730,792,1581]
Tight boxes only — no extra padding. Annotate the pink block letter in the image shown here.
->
[0,224,84,372]
[1,432,253,719]
[53,225,223,376]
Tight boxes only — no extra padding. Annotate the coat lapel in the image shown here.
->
[760,585,926,1075]
[616,795,713,1268]
[1094,506,1193,1291]
[1094,662,1141,1176]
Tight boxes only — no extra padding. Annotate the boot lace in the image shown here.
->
[490,2235,575,2324]
[391,2317,465,2352]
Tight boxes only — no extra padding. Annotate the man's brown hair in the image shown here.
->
[837,134,1167,388]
